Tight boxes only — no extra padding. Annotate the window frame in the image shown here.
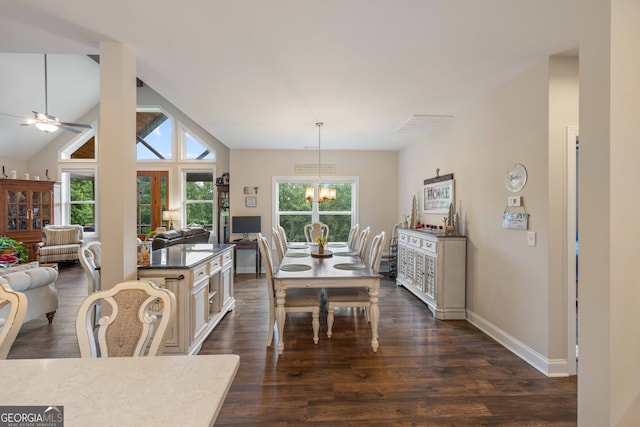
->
[273,176,358,242]
[136,107,175,162]
[179,124,216,162]
[181,168,216,232]
[60,167,98,238]
[59,123,98,162]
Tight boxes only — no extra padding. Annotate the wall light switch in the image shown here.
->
[527,231,536,247]
[508,196,522,207]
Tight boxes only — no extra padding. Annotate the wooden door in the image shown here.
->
[136,171,168,238]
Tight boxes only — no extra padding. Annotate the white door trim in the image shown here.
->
[566,125,579,375]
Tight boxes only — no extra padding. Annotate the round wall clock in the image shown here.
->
[504,163,527,192]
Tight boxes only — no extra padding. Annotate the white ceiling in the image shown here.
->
[0,0,578,161]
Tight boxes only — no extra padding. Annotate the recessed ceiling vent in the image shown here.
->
[395,114,454,133]
[295,164,336,174]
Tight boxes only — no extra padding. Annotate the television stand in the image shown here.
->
[232,240,261,277]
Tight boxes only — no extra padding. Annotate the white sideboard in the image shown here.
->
[138,243,235,355]
[396,228,466,320]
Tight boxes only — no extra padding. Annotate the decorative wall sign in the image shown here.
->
[502,212,529,230]
[423,176,454,214]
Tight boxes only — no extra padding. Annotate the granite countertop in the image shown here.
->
[139,243,235,269]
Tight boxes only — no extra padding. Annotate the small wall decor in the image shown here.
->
[245,196,257,208]
[423,169,454,214]
[504,163,527,192]
[502,198,529,230]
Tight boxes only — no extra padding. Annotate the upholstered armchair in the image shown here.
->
[37,225,84,264]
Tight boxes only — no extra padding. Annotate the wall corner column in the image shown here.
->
[98,42,137,288]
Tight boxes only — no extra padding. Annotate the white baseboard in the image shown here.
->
[466,310,570,377]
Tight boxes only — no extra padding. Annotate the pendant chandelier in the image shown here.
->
[305,122,336,203]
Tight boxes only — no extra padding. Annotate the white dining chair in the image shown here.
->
[304,222,329,243]
[347,223,360,249]
[272,227,286,263]
[325,231,385,338]
[78,241,102,330]
[355,226,371,261]
[0,283,28,359]
[257,233,321,346]
[277,225,288,246]
[75,280,176,357]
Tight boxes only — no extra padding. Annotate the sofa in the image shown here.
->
[0,262,59,324]
[37,225,84,264]
[151,227,210,250]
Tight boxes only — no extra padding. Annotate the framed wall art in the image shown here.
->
[245,196,257,208]
[423,174,454,214]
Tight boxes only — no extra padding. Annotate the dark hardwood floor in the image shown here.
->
[9,264,577,426]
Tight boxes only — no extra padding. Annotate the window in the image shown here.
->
[136,109,173,160]
[61,170,97,234]
[60,127,96,160]
[183,171,214,230]
[275,178,357,242]
[182,127,215,160]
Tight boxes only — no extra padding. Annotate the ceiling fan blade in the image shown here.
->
[58,125,82,134]
[0,112,27,120]
[58,121,93,129]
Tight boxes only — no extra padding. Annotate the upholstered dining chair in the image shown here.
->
[355,226,371,261]
[257,233,321,346]
[0,283,27,359]
[75,280,176,357]
[325,231,385,338]
[347,223,360,249]
[271,227,286,263]
[303,222,329,243]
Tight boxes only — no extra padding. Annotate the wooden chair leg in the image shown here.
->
[46,311,56,324]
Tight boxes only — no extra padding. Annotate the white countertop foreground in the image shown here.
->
[0,354,239,427]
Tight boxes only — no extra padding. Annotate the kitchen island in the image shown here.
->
[138,243,235,355]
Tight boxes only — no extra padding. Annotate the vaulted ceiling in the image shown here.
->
[0,1,578,161]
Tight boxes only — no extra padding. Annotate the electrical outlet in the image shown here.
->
[508,196,521,207]
[527,231,536,247]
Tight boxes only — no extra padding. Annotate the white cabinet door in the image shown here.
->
[191,277,209,341]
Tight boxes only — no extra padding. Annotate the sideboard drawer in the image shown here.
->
[409,236,421,247]
[422,240,436,253]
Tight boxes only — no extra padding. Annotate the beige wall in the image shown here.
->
[230,149,398,272]
[399,56,578,375]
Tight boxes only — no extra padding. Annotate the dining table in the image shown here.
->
[0,354,239,427]
[272,241,381,355]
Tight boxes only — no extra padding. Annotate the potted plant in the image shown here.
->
[0,236,28,263]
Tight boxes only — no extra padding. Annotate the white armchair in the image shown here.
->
[37,225,84,264]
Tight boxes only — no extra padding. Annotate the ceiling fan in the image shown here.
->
[3,54,93,134]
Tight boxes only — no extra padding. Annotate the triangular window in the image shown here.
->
[136,110,173,160]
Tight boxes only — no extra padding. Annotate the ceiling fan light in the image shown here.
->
[34,121,59,133]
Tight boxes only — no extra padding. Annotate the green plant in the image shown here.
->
[0,236,28,263]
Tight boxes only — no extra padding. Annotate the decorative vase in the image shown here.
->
[318,243,324,254]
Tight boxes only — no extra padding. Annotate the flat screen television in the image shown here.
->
[232,216,261,235]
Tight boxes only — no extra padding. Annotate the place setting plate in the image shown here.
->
[334,250,357,256]
[327,243,346,248]
[287,243,307,249]
[333,263,367,271]
[279,264,312,272]
[285,252,310,258]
